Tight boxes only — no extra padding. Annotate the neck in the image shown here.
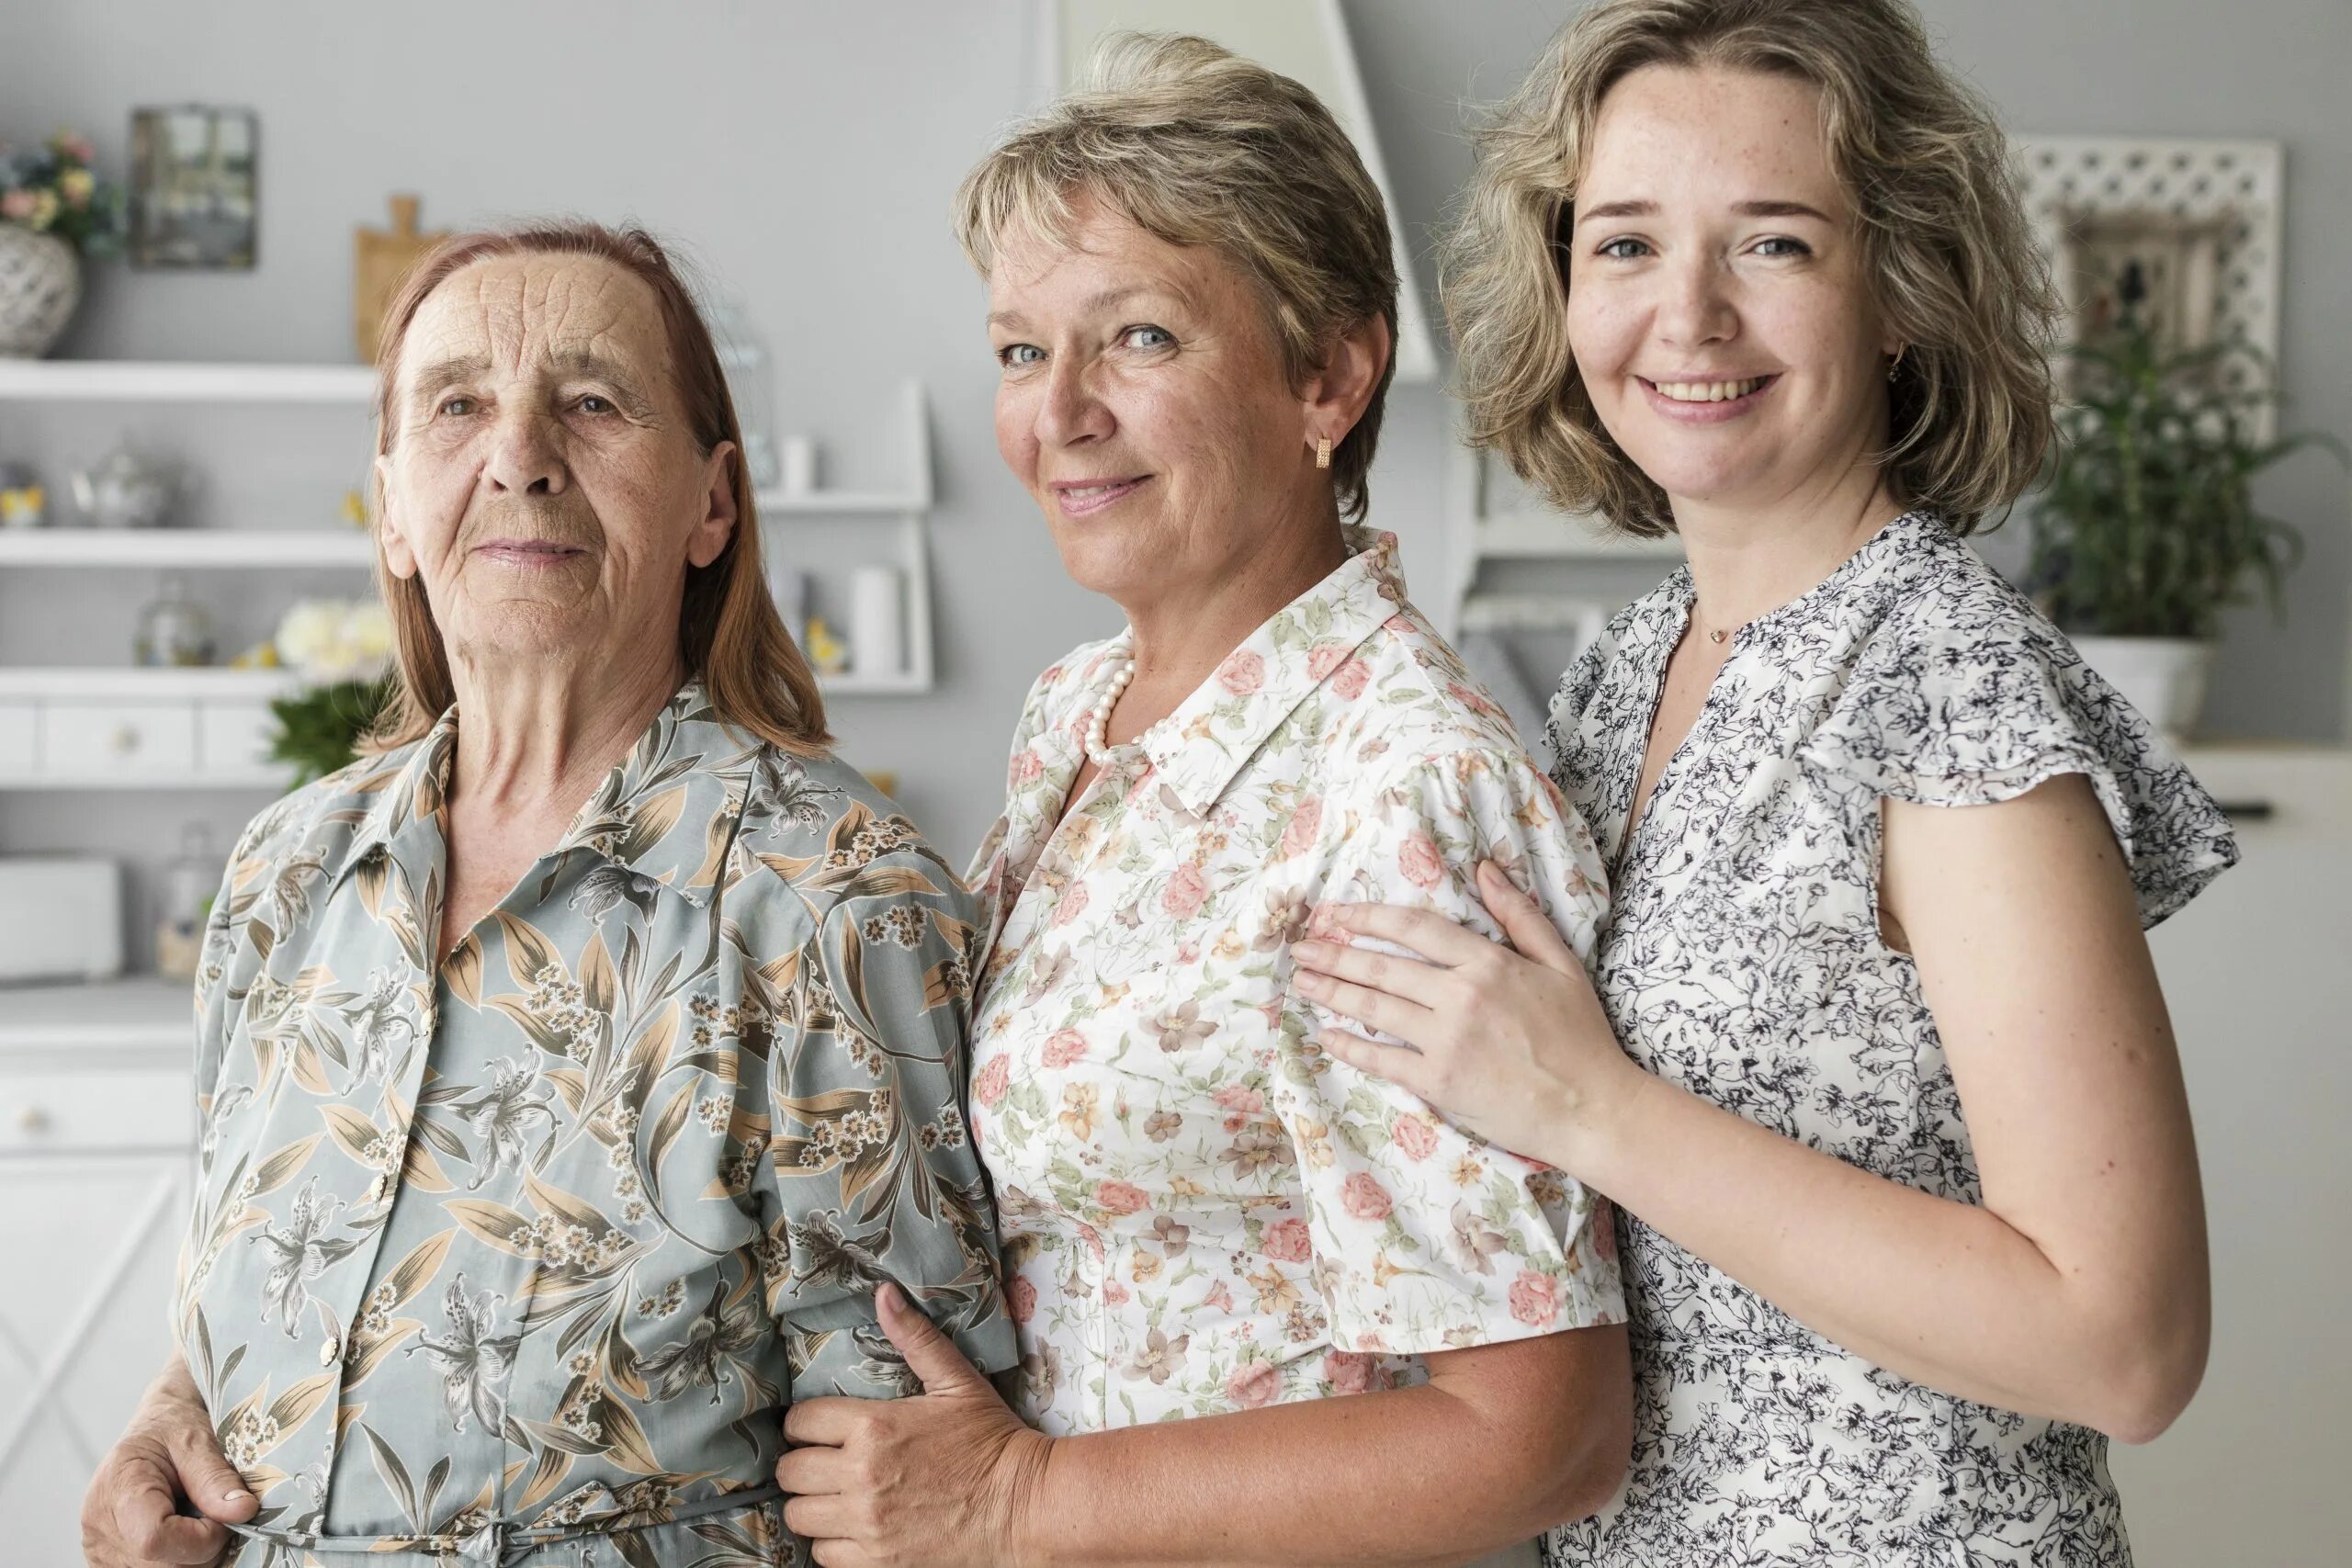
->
[1669,459,1905,636]
[1115,513,1351,724]
[445,639,685,821]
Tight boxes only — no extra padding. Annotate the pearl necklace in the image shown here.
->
[1082,653,1136,765]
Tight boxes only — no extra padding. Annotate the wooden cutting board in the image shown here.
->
[354,195,450,364]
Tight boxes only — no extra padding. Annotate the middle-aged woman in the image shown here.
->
[1291,2,2240,1564]
[81,220,1012,1568]
[773,34,1630,1568]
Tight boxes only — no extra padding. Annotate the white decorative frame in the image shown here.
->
[2015,136,2285,435]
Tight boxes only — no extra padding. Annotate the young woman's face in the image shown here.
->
[1565,64,1897,515]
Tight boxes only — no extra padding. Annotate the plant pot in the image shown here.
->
[0,226,83,357]
[2071,636,2215,742]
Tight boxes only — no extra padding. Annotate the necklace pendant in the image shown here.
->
[1708,628,1728,645]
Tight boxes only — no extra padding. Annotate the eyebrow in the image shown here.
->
[402,349,655,417]
[1574,198,1837,227]
[987,283,1193,332]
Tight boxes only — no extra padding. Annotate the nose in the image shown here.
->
[1655,252,1738,354]
[482,407,570,496]
[1035,355,1114,450]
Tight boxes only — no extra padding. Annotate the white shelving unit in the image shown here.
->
[0,366,942,802]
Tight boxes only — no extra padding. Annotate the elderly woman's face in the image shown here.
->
[377,253,735,669]
[1565,64,1896,513]
[988,197,1313,606]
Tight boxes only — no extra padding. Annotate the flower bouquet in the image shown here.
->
[266,599,397,787]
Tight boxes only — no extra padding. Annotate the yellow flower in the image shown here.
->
[28,188,59,231]
[59,168,93,207]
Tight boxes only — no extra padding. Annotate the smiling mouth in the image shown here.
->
[1642,375,1777,403]
[1051,476,1151,516]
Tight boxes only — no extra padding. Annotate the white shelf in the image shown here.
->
[755,490,926,515]
[0,530,374,568]
[819,671,931,696]
[0,667,299,700]
[0,359,375,404]
[1471,512,1684,561]
[0,976,192,1053]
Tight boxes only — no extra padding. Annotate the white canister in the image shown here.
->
[780,435,819,497]
[848,565,906,679]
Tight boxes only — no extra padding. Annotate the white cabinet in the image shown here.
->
[0,980,195,1565]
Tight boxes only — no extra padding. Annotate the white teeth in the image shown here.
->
[1654,378,1764,402]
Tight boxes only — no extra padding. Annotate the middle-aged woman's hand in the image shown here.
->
[82,1356,255,1568]
[777,1284,1051,1568]
[1292,860,1645,1168]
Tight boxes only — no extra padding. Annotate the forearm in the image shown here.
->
[1571,1068,2198,1436]
[1015,1378,1607,1568]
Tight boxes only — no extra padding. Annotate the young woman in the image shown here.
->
[1292,3,2236,1563]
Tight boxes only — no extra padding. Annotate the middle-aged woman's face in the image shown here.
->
[377,253,736,668]
[988,194,1317,608]
[1565,63,1898,515]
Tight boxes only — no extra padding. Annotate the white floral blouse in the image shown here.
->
[966,527,1626,1438]
[1538,512,2238,1567]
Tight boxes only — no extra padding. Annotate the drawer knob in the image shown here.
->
[110,724,141,754]
[17,1106,51,1134]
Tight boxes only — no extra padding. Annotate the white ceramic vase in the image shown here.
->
[2072,635,2215,742]
[0,225,82,357]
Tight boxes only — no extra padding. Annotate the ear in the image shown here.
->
[373,454,418,580]
[1300,314,1392,460]
[687,441,740,570]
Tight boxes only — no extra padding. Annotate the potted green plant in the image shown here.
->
[2029,260,2345,739]
[0,130,122,356]
[265,598,397,787]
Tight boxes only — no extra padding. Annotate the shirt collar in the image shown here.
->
[1133,525,1408,818]
[331,679,750,909]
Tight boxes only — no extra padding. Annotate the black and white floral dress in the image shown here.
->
[1538,512,2236,1567]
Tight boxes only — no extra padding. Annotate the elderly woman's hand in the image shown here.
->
[777,1285,1052,1567]
[81,1355,255,1568]
[1291,860,1648,1172]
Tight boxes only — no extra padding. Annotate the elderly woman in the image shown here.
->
[80,221,1012,1568]
[774,35,1629,1568]
[1292,2,2238,1563]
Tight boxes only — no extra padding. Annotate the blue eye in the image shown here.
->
[438,396,477,416]
[1755,236,1812,258]
[1122,325,1173,349]
[998,344,1045,368]
[1596,238,1650,261]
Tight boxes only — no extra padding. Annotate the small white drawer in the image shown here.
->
[198,701,278,777]
[0,702,33,779]
[41,702,198,779]
[0,1069,196,1154]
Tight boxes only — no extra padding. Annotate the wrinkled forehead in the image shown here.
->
[397,252,673,392]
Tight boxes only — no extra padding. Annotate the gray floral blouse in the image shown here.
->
[1539,512,2237,1567]
[177,681,1014,1567]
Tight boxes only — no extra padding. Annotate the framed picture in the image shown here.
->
[129,106,257,269]
[2055,209,2228,358]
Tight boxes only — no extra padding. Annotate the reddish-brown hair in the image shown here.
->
[367,220,830,754]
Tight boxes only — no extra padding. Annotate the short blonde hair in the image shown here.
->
[953,32,1398,522]
[1445,0,2059,536]
[368,220,829,756]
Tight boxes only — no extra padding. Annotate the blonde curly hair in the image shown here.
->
[953,31,1399,523]
[1443,0,2059,537]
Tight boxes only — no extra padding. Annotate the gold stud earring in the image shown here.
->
[1314,436,1332,470]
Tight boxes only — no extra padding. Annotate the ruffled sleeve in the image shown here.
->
[1797,603,2238,928]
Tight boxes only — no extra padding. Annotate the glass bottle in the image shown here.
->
[133,571,216,666]
[154,822,215,981]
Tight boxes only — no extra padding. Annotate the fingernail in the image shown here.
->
[876,1281,901,1313]
[224,1488,252,1501]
